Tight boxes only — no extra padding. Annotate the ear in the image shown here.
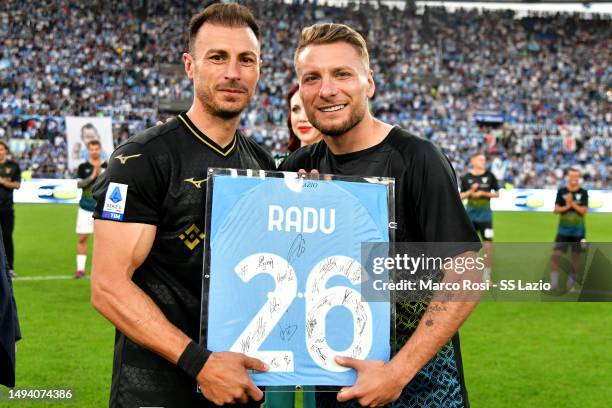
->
[366,68,375,99]
[183,53,194,80]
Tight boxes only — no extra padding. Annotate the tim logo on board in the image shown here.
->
[102,182,128,221]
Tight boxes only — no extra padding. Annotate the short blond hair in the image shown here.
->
[294,23,370,69]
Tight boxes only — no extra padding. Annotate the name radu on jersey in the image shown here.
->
[267,205,336,234]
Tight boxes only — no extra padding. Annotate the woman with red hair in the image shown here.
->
[282,84,322,158]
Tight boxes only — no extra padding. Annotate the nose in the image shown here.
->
[225,58,241,80]
[319,76,338,99]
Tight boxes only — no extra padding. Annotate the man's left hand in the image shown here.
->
[335,356,408,407]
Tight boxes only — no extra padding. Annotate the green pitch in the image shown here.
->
[2,204,612,407]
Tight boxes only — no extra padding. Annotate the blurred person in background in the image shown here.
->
[0,141,21,278]
[550,168,588,292]
[287,84,323,153]
[74,140,106,278]
[460,152,500,281]
[275,84,323,166]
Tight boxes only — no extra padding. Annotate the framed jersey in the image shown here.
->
[201,169,395,387]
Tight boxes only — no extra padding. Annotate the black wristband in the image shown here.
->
[177,341,211,380]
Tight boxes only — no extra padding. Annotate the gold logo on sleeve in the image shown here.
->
[115,154,142,164]
[184,177,207,189]
[179,224,205,250]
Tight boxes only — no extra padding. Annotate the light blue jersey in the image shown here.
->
[206,174,391,386]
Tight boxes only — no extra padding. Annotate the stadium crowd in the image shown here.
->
[0,0,610,188]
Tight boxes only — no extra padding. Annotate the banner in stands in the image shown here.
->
[14,179,80,204]
[489,189,612,213]
[65,116,114,171]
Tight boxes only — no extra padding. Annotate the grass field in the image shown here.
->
[2,204,612,407]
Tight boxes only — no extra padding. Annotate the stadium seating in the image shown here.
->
[0,0,609,188]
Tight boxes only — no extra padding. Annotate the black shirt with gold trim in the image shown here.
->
[92,114,275,407]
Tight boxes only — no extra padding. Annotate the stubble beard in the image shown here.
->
[307,101,366,137]
[197,86,247,120]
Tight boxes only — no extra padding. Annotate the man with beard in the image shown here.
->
[91,4,275,407]
[280,23,481,408]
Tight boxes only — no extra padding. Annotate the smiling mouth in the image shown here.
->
[319,104,346,112]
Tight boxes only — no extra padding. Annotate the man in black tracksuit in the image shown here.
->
[0,140,21,277]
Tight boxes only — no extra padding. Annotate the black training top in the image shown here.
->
[280,126,480,408]
[280,127,479,244]
[555,186,588,238]
[460,170,499,224]
[92,113,275,408]
[0,160,21,210]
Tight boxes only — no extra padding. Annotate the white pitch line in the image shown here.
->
[12,275,89,281]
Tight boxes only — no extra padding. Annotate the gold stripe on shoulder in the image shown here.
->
[178,114,236,157]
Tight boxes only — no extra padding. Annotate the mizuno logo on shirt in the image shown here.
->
[184,177,207,189]
[115,154,142,164]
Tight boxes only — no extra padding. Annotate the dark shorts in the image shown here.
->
[472,221,493,241]
[554,235,585,253]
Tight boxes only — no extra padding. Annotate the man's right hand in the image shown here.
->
[197,352,268,406]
